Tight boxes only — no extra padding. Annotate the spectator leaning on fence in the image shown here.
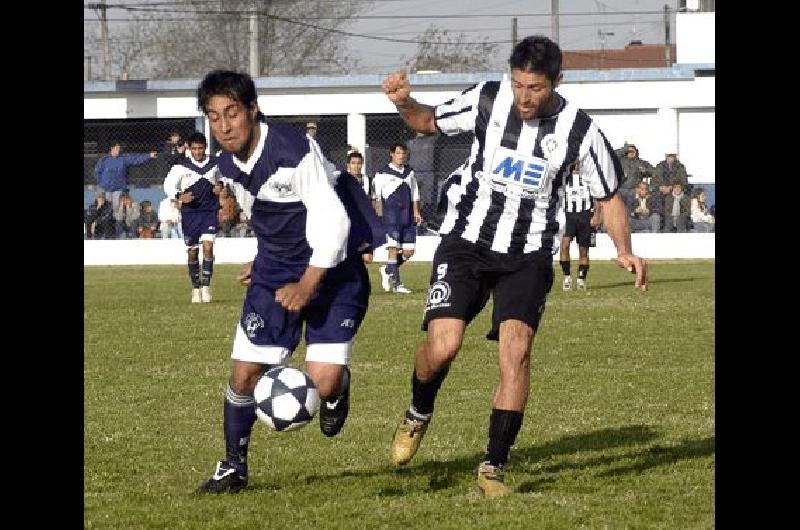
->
[93,140,158,211]
[114,191,141,239]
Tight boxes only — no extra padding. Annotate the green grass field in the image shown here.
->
[84,259,714,529]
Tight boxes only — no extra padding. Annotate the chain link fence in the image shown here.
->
[84,114,473,239]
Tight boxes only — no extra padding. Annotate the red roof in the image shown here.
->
[563,43,677,70]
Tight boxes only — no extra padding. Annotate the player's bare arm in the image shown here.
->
[597,194,648,292]
[413,201,423,225]
[381,72,438,135]
[275,266,327,312]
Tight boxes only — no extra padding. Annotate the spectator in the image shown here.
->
[624,182,661,233]
[162,131,182,156]
[217,186,242,237]
[648,182,674,233]
[114,191,141,239]
[652,152,689,190]
[93,140,158,211]
[158,197,183,239]
[618,144,653,202]
[407,132,438,230]
[663,180,691,233]
[305,121,318,139]
[135,200,159,238]
[212,181,224,198]
[690,188,715,233]
[86,191,115,239]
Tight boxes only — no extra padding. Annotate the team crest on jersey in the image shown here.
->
[244,313,265,338]
[426,281,452,310]
[540,133,560,160]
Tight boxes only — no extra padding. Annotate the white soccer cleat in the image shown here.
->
[379,265,392,292]
[394,283,412,294]
[201,286,212,303]
[191,288,202,303]
[562,276,572,291]
[576,278,586,290]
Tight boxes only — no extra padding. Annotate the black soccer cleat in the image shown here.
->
[320,366,350,437]
[196,460,248,494]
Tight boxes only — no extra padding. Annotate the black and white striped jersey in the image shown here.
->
[563,171,593,213]
[433,79,621,254]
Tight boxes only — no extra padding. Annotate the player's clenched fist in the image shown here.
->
[382,71,412,105]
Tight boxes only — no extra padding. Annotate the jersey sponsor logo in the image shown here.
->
[244,313,265,338]
[540,133,561,160]
[426,281,452,311]
[490,146,549,193]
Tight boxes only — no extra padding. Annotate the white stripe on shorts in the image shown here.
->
[305,340,353,366]
[230,323,292,365]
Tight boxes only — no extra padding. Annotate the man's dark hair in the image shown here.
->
[347,151,363,162]
[197,70,264,119]
[110,140,121,149]
[187,131,207,147]
[509,35,562,83]
[390,142,407,153]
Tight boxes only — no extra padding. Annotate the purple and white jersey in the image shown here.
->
[163,155,220,212]
[373,163,419,227]
[215,121,349,270]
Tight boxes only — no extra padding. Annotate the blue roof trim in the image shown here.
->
[84,63,714,93]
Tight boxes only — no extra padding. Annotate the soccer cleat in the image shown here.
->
[477,462,508,499]
[201,286,212,303]
[379,265,392,292]
[196,460,248,494]
[576,278,586,290]
[562,276,572,291]
[320,366,350,437]
[191,288,202,303]
[393,283,412,294]
[390,415,430,466]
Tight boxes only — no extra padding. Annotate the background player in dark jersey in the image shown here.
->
[374,143,422,294]
[163,132,220,303]
[381,35,648,498]
[560,160,596,291]
[194,70,384,494]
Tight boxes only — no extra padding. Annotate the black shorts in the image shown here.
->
[563,210,593,248]
[422,236,554,341]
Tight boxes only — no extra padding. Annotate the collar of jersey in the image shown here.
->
[389,162,405,173]
[231,121,267,175]
[188,156,211,169]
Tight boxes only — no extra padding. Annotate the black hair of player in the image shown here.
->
[187,131,207,147]
[509,35,562,83]
[197,70,266,121]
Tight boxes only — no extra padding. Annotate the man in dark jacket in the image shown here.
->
[617,144,653,202]
[663,180,691,232]
[652,152,689,190]
[86,192,115,239]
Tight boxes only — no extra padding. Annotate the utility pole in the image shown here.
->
[664,4,672,66]
[89,1,111,80]
[249,1,260,78]
[598,29,614,69]
[512,17,518,48]
[85,56,92,81]
[551,0,559,43]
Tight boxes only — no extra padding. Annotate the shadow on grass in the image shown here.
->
[299,424,700,494]
[588,277,706,290]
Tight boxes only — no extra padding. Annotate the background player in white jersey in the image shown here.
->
[194,71,384,494]
[374,143,422,294]
[381,35,648,498]
[560,160,596,290]
[163,131,220,303]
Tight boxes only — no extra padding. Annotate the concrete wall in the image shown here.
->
[84,234,715,266]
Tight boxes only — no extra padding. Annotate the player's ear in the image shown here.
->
[553,73,563,89]
[249,102,260,120]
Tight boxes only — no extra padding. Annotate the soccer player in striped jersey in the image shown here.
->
[163,131,220,303]
[195,71,384,494]
[374,143,422,294]
[560,160,596,290]
[382,35,648,498]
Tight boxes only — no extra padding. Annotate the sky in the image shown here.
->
[341,0,682,73]
[84,0,683,78]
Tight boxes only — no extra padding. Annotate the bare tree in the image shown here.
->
[84,0,369,80]
[406,26,500,74]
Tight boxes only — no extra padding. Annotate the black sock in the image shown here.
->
[201,257,214,286]
[188,260,201,288]
[409,365,450,417]
[578,264,589,280]
[559,260,571,276]
[483,409,524,468]
[223,383,257,476]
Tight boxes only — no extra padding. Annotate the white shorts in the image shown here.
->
[230,323,353,365]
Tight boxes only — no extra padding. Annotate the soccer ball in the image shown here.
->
[254,367,320,432]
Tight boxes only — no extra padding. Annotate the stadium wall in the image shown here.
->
[84,234,715,266]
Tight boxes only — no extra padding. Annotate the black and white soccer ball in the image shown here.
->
[254,367,320,432]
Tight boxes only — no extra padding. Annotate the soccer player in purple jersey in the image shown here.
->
[163,132,220,303]
[195,71,383,494]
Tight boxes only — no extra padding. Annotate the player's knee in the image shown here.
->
[229,370,262,395]
[403,249,414,259]
[426,333,462,365]
[499,321,534,364]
